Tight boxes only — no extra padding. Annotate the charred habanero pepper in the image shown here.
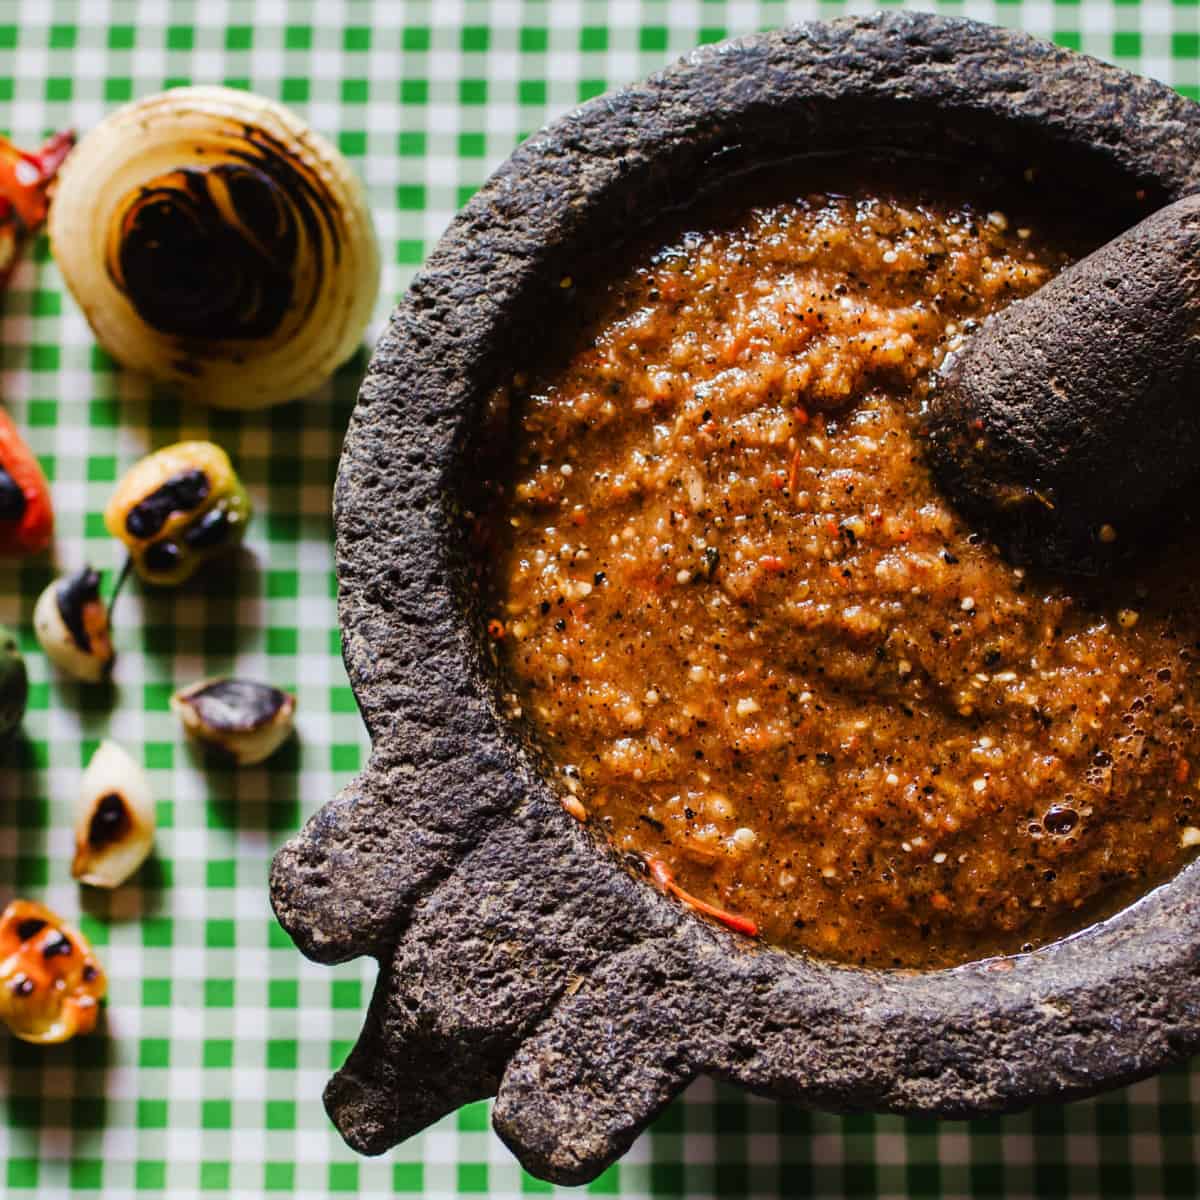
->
[0,899,106,1043]
[0,409,53,556]
[104,441,252,586]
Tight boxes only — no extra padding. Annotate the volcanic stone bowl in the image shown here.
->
[270,11,1200,1185]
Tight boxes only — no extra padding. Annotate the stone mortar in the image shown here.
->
[270,12,1200,1185]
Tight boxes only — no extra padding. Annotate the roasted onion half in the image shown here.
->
[49,87,379,409]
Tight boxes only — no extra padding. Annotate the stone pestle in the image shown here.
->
[925,193,1200,575]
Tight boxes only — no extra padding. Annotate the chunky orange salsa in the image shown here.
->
[485,173,1200,968]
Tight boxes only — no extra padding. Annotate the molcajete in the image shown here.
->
[269,12,1200,1185]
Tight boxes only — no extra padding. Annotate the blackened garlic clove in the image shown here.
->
[171,678,296,765]
[33,567,115,682]
[72,740,155,888]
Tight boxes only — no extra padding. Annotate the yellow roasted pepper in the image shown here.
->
[104,441,252,586]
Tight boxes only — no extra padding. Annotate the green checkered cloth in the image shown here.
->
[0,1,1197,1196]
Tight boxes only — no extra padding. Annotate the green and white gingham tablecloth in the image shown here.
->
[0,1,1198,1197]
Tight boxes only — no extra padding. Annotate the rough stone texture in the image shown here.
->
[928,194,1200,573]
[269,12,1200,1185]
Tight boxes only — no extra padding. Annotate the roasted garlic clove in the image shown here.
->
[172,678,296,765]
[48,87,379,410]
[0,624,27,740]
[0,899,106,1043]
[33,566,114,682]
[72,740,155,888]
[104,441,251,586]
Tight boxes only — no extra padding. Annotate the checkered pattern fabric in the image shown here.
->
[0,1,1197,1196]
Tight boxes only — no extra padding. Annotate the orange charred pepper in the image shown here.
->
[0,900,105,1043]
[0,130,73,289]
[0,409,53,555]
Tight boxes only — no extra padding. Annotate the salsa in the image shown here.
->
[484,171,1200,969]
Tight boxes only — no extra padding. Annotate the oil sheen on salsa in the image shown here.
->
[484,171,1200,969]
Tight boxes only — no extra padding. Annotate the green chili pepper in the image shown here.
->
[0,624,28,740]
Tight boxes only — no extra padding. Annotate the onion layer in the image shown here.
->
[49,87,379,409]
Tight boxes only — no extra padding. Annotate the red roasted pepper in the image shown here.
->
[0,130,73,289]
[0,131,71,556]
[0,408,52,555]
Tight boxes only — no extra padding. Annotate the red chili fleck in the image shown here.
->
[788,449,802,499]
[645,856,759,938]
[487,619,506,640]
